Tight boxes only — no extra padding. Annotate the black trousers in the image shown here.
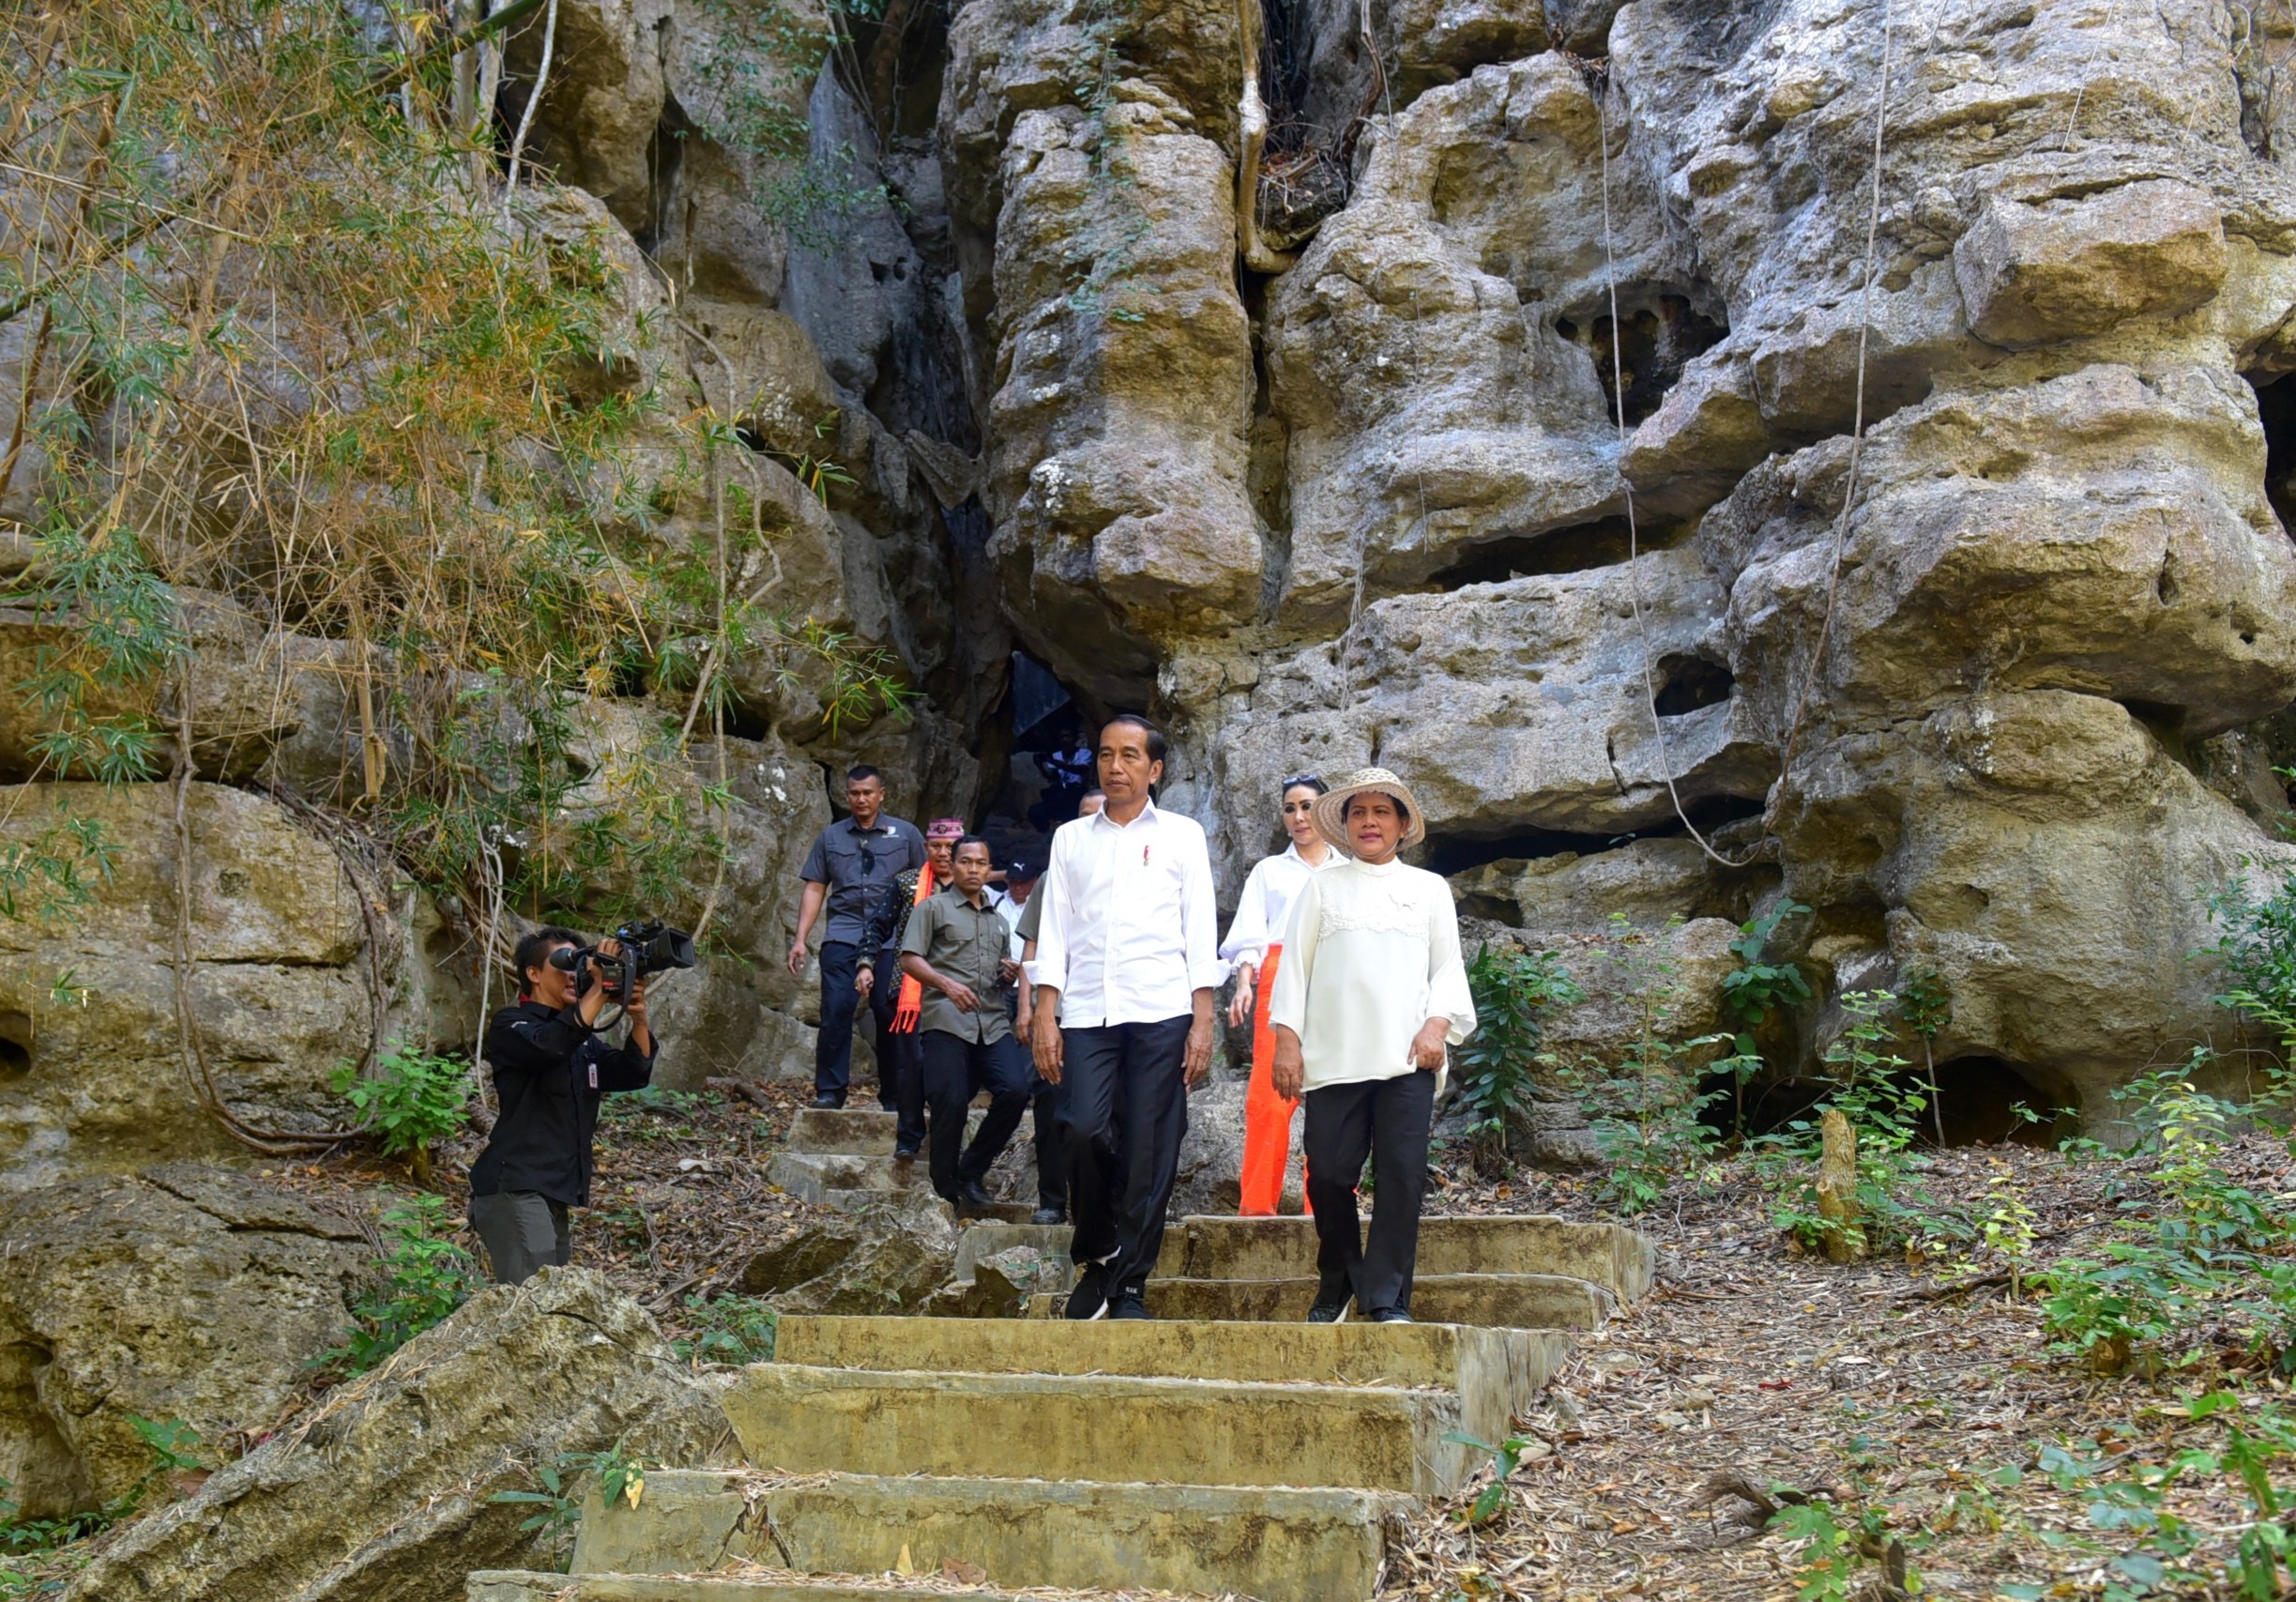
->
[1060,1015,1192,1294]
[1303,1071,1437,1317]
[868,952,927,1150]
[1032,1076,1068,1212]
[920,1030,1032,1201]
[814,940,864,1099]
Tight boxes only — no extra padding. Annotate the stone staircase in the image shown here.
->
[466,1113,1654,1602]
[765,1106,1038,1224]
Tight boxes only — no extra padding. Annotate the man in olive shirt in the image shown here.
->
[788,766,926,1110]
[900,835,1031,1215]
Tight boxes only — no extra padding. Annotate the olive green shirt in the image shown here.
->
[901,885,1016,1044]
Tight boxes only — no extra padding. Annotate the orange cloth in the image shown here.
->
[890,863,937,1032]
[1239,945,1310,1216]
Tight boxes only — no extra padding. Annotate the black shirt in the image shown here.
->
[468,999,656,1208]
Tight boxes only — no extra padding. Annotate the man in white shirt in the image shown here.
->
[1026,716,1221,1320]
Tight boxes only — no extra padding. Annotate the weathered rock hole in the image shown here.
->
[1423,795,1765,877]
[1557,293,1726,427]
[0,1012,31,1079]
[1427,516,1691,587]
[1726,1053,2076,1148]
[1925,1055,2079,1147]
[2248,372,2296,535]
[1653,653,1734,717]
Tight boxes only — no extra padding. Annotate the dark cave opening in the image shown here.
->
[974,651,1100,871]
[2250,372,2296,536]
[1422,793,1767,879]
[1653,653,1735,717]
[1716,1052,2076,1149]
[0,1011,33,1079]
[1428,516,1690,589]
[1556,293,1727,428]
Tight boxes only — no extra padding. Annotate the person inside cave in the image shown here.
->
[1220,772,1336,1217]
[1270,768,1476,1323]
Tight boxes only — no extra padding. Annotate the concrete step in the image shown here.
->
[783,1106,1000,1154]
[475,1579,1040,1602]
[1024,1272,1611,1329]
[775,1315,1567,1446]
[556,1468,1407,1602]
[950,1213,1654,1301]
[473,1576,1042,1601]
[724,1365,1472,1493]
[1160,1214,1655,1300]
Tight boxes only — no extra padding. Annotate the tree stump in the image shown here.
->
[1815,1108,1864,1263]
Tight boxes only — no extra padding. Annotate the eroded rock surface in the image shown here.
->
[60,1269,728,1602]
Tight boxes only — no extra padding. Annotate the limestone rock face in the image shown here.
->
[59,1268,729,1602]
[1774,692,2296,1118]
[0,783,378,1186]
[0,1166,368,1518]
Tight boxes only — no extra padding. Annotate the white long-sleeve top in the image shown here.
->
[1268,856,1477,1091]
[1025,800,1223,1027]
[1218,844,1337,967]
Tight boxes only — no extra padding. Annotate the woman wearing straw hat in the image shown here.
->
[1220,772,1336,1216]
[1269,768,1475,1323]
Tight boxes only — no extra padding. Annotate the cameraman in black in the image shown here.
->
[468,925,658,1284]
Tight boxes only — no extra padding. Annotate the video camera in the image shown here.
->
[549,920,698,1004]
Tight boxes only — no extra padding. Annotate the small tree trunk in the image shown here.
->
[1815,1108,1863,1263]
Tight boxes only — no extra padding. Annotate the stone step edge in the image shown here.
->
[562,1470,1411,1602]
[468,1569,1054,1601]
[1019,1271,1615,1324]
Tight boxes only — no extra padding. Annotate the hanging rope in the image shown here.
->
[1596,0,1900,870]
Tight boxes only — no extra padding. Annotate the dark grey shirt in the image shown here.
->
[902,885,1016,1044]
[799,815,925,945]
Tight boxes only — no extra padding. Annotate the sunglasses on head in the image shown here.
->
[1284,773,1323,790]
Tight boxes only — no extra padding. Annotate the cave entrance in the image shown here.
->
[0,1011,30,1079]
[978,652,1097,871]
[1717,1052,2076,1148]
[1556,292,1727,427]
[2251,372,2296,535]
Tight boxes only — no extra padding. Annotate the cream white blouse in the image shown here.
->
[1267,856,1477,1091]
[1218,844,1337,968]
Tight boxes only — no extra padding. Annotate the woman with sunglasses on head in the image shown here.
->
[1220,772,1337,1216]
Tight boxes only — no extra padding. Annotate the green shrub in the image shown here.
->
[331,1044,471,1182]
[1719,899,1811,1032]
[325,1195,481,1376]
[1560,916,1741,1213]
[670,1293,779,1366]
[1454,946,1583,1175]
[1762,991,1929,1258]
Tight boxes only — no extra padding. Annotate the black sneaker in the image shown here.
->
[1307,1291,1352,1324]
[892,1143,921,1160]
[811,1094,844,1109]
[1107,1288,1150,1320]
[1064,1263,1111,1320]
[1029,1206,1068,1227]
[1368,1307,1413,1324]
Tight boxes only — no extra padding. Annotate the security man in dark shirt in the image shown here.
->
[468,925,657,1284]
[899,836,1030,1216]
[787,766,926,1110]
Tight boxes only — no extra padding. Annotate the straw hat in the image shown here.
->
[1310,766,1428,851]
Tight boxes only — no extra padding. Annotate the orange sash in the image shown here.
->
[890,862,937,1032]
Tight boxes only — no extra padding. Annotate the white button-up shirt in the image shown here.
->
[1219,843,1338,968]
[1025,800,1222,1027]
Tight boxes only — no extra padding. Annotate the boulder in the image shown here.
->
[61,1268,729,1602]
[738,1212,962,1313]
[1702,363,2296,742]
[1955,181,2228,348]
[0,782,377,1186]
[0,1166,368,1518]
[983,91,1260,703]
[1773,691,2296,1126]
